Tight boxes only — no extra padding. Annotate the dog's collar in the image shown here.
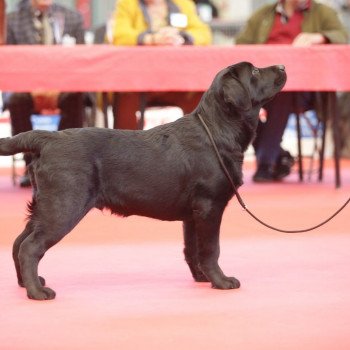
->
[196,112,246,210]
[197,113,244,162]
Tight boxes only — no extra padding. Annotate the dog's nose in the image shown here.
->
[277,65,285,71]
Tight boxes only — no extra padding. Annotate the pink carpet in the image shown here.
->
[1,161,350,349]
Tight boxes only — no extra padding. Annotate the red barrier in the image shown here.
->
[0,45,349,92]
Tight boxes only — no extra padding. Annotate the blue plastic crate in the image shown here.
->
[30,114,61,131]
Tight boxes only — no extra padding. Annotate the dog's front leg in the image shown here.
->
[193,202,240,290]
[183,219,209,282]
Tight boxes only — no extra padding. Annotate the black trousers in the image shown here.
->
[253,91,315,166]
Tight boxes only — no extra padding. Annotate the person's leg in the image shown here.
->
[253,92,294,182]
[57,92,84,130]
[3,92,34,187]
[3,92,34,135]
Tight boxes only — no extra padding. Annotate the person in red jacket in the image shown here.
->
[236,0,348,183]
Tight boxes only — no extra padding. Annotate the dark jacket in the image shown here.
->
[236,0,348,44]
[6,0,84,44]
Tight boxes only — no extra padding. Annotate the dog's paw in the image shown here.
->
[27,286,56,300]
[212,276,240,290]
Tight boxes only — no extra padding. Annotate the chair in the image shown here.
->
[293,91,340,187]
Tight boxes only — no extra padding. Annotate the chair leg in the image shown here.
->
[138,92,147,130]
[102,92,109,128]
[318,119,326,182]
[12,155,16,186]
[296,113,303,182]
[328,92,341,188]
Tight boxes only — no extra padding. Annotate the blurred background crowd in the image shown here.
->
[2,0,349,45]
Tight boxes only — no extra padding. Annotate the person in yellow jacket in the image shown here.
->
[110,0,212,130]
[113,0,211,46]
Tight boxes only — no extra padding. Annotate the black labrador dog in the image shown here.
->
[0,62,286,300]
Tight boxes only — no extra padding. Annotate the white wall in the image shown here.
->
[211,0,252,21]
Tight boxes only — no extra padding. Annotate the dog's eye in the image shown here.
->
[252,68,259,76]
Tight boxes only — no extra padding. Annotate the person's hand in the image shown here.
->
[292,33,326,47]
[259,108,267,123]
[153,26,185,46]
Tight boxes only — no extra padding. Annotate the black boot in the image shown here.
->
[274,150,295,180]
[252,164,275,183]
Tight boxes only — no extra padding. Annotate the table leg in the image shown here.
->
[138,92,147,130]
[293,93,304,182]
[296,112,304,182]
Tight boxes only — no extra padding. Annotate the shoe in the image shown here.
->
[252,164,275,183]
[274,150,295,180]
[19,173,31,188]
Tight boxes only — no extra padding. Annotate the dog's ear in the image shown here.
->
[221,77,252,112]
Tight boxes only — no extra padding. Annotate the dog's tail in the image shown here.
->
[0,130,58,156]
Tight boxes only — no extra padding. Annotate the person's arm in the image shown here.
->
[235,16,259,45]
[5,13,17,44]
[316,5,348,44]
[70,11,85,44]
[294,4,348,46]
[112,0,145,46]
[235,6,274,45]
[176,0,212,45]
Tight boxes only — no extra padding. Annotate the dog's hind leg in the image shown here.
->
[18,197,93,300]
[17,224,59,300]
[183,219,208,282]
[13,172,46,288]
[13,221,45,288]
[18,216,86,300]
[193,200,240,290]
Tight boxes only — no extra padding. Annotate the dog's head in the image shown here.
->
[209,61,287,114]
[195,62,287,152]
